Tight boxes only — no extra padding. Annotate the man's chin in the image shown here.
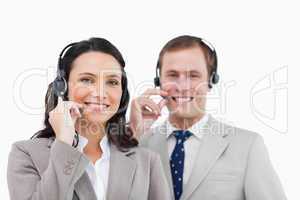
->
[169,104,204,115]
[171,109,202,119]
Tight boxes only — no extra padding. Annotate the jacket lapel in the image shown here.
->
[74,172,97,200]
[46,138,97,200]
[180,116,230,200]
[106,145,137,200]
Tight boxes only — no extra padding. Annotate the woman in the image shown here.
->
[7,38,171,200]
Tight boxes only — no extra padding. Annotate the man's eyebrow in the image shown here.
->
[165,70,179,73]
[165,70,202,74]
[189,70,202,74]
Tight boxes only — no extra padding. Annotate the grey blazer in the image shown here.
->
[140,115,287,200]
[7,137,172,200]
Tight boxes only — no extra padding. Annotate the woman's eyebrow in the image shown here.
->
[78,72,96,77]
[78,72,121,78]
[105,74,122,79]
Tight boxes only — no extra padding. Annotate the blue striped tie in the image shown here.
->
[170,130,192,200]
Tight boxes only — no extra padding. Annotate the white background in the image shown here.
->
[0,0,298,199]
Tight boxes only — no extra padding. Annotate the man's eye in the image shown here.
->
[168,74,177,77]
[107,79,120,86]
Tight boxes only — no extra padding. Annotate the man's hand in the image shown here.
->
[129,88,168,139]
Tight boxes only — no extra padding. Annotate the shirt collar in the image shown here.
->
[165,113,209,139]
[77,134,110,160]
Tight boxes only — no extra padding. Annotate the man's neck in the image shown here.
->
[169,113,205,130]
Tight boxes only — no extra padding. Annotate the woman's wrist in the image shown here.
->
[56,131,75,146]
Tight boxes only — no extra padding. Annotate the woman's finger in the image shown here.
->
[70,106,82,118]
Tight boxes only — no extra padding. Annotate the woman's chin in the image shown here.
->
[83,113,109,124]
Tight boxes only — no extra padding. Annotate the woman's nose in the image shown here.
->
[89,83,108,99]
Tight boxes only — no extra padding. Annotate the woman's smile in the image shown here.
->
[83,101,110,112]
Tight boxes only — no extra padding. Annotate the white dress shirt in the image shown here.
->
[77,134,110,200]
[165,114,209,185]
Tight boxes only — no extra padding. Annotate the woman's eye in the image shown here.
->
[79,78,94,84]
[107,79,120,86]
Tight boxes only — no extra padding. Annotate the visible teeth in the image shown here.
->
[99,105,108,109]
[172,97,193,103]
[85,103,109,108]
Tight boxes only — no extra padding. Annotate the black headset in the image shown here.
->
[53,42,78,98]
[154,37,219,89]
[52,42,79,147]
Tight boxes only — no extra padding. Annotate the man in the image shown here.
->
[130,35,287,200]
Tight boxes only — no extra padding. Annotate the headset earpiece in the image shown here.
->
[208,71,219,89]
[154,77,160,87]
[154,62,161,87]
[53,76,67,97]
[211,71,219,84]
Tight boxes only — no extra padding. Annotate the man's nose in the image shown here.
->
[177,76,192,91]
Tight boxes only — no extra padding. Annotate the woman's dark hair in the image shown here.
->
[31,37,138,151]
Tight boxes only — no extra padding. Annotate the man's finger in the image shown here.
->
[142,88,168,98]
[139,98,161,115]
[158,99,167,110]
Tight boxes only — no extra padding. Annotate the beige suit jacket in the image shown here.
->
[140,115,287,200]
[7,138,171,200]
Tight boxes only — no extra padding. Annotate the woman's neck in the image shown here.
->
[75,120,106,152]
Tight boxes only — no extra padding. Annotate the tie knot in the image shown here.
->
[173,130,192,142]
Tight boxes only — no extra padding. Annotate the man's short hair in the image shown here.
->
[157,35,217,76]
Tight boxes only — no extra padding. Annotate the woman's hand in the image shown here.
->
[49,97,83,146]
[129,88,167,139]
